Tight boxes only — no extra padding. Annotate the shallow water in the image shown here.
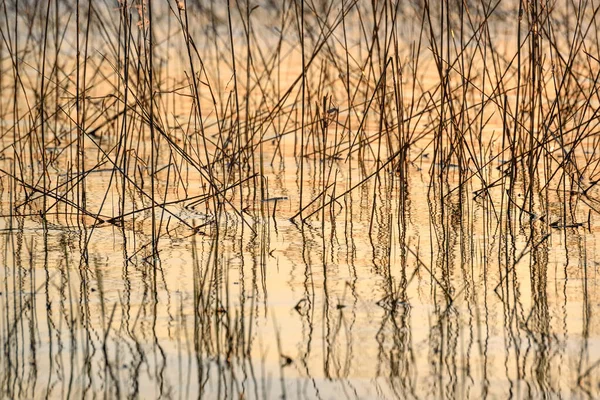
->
[2,1,600,399]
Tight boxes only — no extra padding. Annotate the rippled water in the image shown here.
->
[1,1,600,399]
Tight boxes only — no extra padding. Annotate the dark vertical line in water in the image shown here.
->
[59,232,74,399]
[76,224,91,396]
[42,225,52,400]
[190,230,203,398]
[482,172,490,398]
[3,165,14,397]
[299,222,318,396]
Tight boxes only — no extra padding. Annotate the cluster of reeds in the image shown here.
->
[1,0,600,398]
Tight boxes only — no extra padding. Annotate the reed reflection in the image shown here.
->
[1,0,600,399]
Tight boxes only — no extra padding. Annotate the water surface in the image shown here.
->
[1,1,600,399]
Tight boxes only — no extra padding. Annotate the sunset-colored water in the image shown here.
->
[1,1,600,399]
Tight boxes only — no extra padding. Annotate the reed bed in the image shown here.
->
[1,0,600,398]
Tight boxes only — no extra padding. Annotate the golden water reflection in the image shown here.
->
[1,0,600,399]
[2,153,599,398]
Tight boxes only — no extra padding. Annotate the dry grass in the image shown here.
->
[1,0,600,398]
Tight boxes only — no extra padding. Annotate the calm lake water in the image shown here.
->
[1,1,600,399]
